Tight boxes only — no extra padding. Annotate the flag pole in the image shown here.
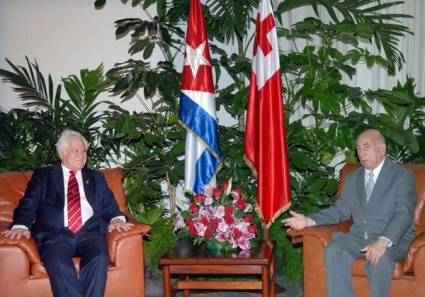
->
[262,227,270,241]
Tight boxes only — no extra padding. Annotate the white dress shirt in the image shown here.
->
[363,159,384,188]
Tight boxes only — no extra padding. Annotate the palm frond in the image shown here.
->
[0,57,63,111]
[204,0,259,44]
[277,0,412,71]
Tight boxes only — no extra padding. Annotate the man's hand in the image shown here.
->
[281,210,313,230]
[107,219,134,233]
[361,238,390,265]
[1,228,31,240]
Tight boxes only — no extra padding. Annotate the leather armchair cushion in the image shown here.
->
[106,223,151,264]
[0,235,41,264]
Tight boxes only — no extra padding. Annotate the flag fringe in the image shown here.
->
[179,119,223,194]
[183,162,223,195]
[244,154,258,178]
[255,201,291,230]
[246,152,291,229]
[178,119,222,161]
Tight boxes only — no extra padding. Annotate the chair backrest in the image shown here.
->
[338,163,425,235]
[0,167,127,226]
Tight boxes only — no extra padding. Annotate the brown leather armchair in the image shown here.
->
[0,168,151,297]
[288,164,425,297]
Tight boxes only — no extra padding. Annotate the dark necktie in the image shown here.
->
[67,170,83,233]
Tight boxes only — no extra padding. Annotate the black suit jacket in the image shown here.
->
[12,165,124,243]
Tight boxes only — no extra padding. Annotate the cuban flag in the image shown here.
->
[244,0,291,228]
[179,0,222,194]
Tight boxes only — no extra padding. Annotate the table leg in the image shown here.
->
[183,275,190,297]
[270,256,276,297]
[262,265,270,297]
[163,265,172,297]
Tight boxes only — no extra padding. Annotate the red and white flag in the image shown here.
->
[244,0,291,228]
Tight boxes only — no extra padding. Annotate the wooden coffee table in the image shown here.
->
[159,240,276,297]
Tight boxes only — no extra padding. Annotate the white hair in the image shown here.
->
[55,129,88,156]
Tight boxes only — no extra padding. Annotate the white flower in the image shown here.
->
[230,190,240,200]
[204,195,214,206]
[214,205,225,218]
[204,186,214,197]
[174,213,186,232]
[195,221,207,236]
[217,220,229,233]
[234,218,248,233]
[244,203,253,213]
[199,208,209,218]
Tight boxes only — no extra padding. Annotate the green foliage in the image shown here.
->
[129,206,176,278]
[106,111,185,212]
[130,205,166,225]
[277,0,412,74]
[143,216,176,278]
[0,58,120,171]
[93,0,421,281]
[2,0,420,282]
[0,109,54,171]
[270,219,303,280]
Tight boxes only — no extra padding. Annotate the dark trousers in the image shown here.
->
[38,229,109,297]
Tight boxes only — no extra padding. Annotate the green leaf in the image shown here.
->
[143,42,155,59]
[132,0,143,7]
[386,91,413,104]
[355,23,373,39]
[94,0,105,8]
[320,151,334,166]
[157,0,166,18]
[366,55,375,68]
[308,178,327,192]
[290,150,316,170]
[129,39,149,55]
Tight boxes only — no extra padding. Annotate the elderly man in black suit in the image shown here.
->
[2,129,133,297]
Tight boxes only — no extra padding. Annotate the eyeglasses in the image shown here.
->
[356,144,375,152]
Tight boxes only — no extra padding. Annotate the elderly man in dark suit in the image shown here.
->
[1,129,133,297]
[282,129,416,297]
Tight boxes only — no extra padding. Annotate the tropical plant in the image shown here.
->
[97,0,423,280]
[0,58,121,170]
[130,206,177,277]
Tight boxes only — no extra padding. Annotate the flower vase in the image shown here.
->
[206,241,225,255]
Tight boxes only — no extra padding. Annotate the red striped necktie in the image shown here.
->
[67,170,83,233]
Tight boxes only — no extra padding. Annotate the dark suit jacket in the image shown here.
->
[310,158,416,252]
[12,165,124,243]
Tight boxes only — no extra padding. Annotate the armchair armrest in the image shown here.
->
[106,221,150,264]
[287,222,351,246]
[0,233,42,265]
[402,231,425,274]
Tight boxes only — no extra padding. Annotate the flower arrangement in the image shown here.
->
[174,180,258,251]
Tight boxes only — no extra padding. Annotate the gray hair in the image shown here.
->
[56,129,88,156]
[376,132,386,145]
[360,129,386,145]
